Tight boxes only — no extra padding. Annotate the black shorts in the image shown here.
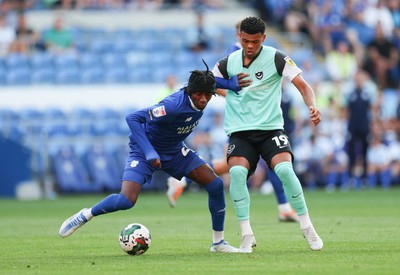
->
[227,130,294,175]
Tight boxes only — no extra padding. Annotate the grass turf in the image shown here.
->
[1,188,399,274]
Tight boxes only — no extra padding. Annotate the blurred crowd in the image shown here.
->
[0,0,399,193]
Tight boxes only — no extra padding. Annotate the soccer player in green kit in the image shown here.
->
[212,16,323,253]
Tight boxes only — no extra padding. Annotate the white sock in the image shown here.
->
[298,212,312,229]
[83,208,94,220]
[213,231,224,244]
[239,219,254,236]
[278,202,292,213]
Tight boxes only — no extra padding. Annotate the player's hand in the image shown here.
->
[151,158,161,169]
[237,73,252,89]
[309,106,321,126]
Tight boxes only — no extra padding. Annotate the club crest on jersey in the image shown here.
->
[255,71,263,80]
[284,56,296,66]
[152,105,166,118]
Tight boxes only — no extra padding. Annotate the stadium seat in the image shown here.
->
[88,27,108,40]
[95,107,121,121]
[125,51,149,69]
[127,66,153,83]
[0,66,5,85]
[30,52,54,70]
[31,68,55,84]
[80,67,105,84]
[5,54,30,70]
[104,67,129,84]
[55,68,81,85]
[152,66,175,84]
[52,146,100,193]
[113,39,140,55]
[111,28,135,40]
[89,38,114,55]
[79,53,102,69]
[43,107,67,123]
[101,53,126,68]
[84,143,121,191]
[54,54,79,71]
[6,68,31,85]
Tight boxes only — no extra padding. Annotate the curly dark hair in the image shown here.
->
[240,16,266,35]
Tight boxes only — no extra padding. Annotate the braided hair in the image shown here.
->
[187,59,216,95]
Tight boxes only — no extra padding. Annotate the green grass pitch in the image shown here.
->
[1,188,400,274]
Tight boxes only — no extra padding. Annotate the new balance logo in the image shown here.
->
[181,147,190,156]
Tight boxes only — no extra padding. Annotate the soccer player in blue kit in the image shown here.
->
[59,62,239,253]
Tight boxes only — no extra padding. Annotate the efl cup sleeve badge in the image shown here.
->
[284,56,296,66]
[152,105,167,118]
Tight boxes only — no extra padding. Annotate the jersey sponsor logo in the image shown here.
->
[130,160,139,167]
[185,117,193,122]
[227,144,235,154]
[284,56,296,66]
[152,105,166,117]
[177,121,199,134]
[255,71,263,80]
[181,147,190,156]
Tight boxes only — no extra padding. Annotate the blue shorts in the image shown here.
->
[122,144,206,185]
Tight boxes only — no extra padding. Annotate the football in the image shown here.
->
[119,223,151,255]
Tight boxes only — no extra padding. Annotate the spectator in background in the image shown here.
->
[343,70,378,189]
[363,0,395,39]
[316,1,346,54]
[283,0,318,48]
[0,14,15,56]
[325,40,358,84]
[366,123,392,189]
[187,10,210,52]
[387,0,400,29]
[363,22,399,90]
[127,0,163,10]
[154,74,178,103]
[9,13,43,53]
[43,17,74,54]
[8,0,36,11]
[344,4,375,67]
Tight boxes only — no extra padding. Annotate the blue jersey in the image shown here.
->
[126,88,204,160]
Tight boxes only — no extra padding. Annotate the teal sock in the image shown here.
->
[274,162,308,215]
[229,166,250,221]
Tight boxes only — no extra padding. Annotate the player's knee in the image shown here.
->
[229,165,248,185]
[274,161,295,185]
